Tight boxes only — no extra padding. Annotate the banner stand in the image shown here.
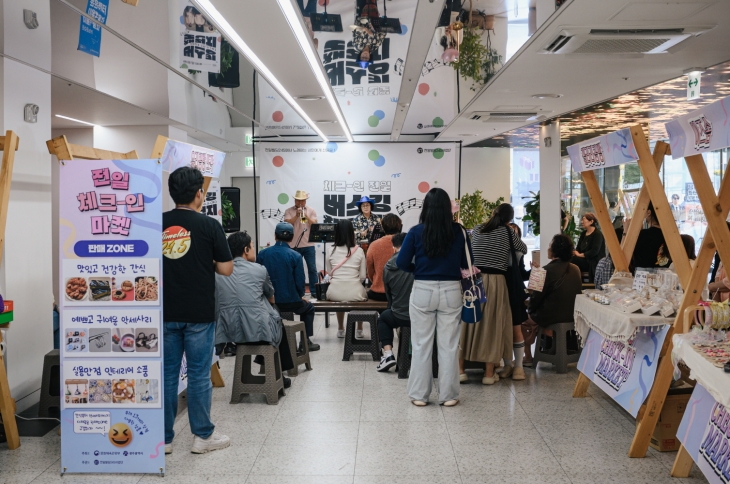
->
[569,124,730,461]
[47,135,139,161]
[0,131,20,450]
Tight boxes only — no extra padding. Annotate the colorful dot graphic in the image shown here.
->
[272,111,284,122]
[368,149,386,167]
[278,193,289,204]
[432,148,445,159]
[399,25,408,35]
[418,83,430,95]
[368,110,386,127]
[418,182,430,193]
[432,117,444,128]
[326,142,338,153]
[272,156,284,167]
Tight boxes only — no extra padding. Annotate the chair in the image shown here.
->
[38,350,60,418]
[533,322,582,374]
[283,319,312,376]
[342,311,379,361]
[230,344,285,405]
[395,326,439,379]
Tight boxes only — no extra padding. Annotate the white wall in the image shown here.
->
[93,125,171,158]
[458,147,511,203]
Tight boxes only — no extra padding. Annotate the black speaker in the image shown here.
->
[221,187,241,233]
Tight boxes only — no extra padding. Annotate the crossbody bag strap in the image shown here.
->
[461,227,476,284]
[330,246,359,275]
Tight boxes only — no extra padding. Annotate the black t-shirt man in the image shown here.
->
[163,209,232,322]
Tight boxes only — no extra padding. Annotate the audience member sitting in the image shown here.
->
[257,222,320,351]
[669,234,697,272]
[593,228,624,290]
[376,233,413,372]
[327,219,368,338]
[215,231,293,388]
[366,213,403,302]
[521,234,582,366]
[628,202,671,271]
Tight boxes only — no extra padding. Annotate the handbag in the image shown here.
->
[460,227,483,324]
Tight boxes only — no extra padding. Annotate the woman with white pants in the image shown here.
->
[397,188,471,407]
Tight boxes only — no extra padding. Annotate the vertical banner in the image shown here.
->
[566,128,639,173]
[78,0,109,57]
[576,326,669,417]
[159,139,225,179]
[665,94,730,159]
[179,1,221,73]
[677,384,730,484]
[59,159,164,474]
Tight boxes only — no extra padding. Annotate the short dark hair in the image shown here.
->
[550,234,574,262]
[381,214,402,235]
[582,212,598,228]
[680,234,696,260]
[169,167,204,205]
[227,231,251,258]
[275,231,294,243]
[392,232,406,248]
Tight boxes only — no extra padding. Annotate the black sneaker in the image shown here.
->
[224,343,236,357]
[299,339,320,352]
[283,376,292,389]
[377,354,396,372]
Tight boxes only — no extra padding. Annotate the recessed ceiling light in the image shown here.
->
[531,94,562,99]
[55,114,97,127]
[315,120,338,124]
[295,95,325,101]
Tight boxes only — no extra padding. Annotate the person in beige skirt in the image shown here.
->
[326,219,368,337]
[459,203,527,384]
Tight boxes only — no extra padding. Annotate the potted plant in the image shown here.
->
[448,3,501,90]
[458,190,504,229]
[208,39,240,88]
[221,192,237,233]
[522,191,581,242]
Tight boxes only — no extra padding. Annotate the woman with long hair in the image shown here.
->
[460,203,528,384]
[628,202,671,271]
[571,212,605,282]
[326,219,368,337]
[397,188,471,407]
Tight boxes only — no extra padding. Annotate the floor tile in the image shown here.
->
[250,442,357,475]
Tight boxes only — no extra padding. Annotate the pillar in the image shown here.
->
[539,120,561,253]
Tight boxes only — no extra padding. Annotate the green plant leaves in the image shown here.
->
[458,190,504,229]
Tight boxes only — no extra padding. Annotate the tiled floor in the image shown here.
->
[1,315,710,483]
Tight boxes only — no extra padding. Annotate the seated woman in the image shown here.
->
[215,231,293,388]
[522,234,583,365]
[571,212,605,282]
[629,202,671,271]
[327,219,368,338]
[366,213,403,301]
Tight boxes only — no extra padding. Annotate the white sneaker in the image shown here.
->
[376,354,396,372]
[165,443,173,454]
[191,430,231,454]
[356,330,364,339]
[337,330,345,338]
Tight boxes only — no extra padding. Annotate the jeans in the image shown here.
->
[407,280,462,403]
[164,322,215,444]
[294,246,318,296]
[378,308,410,348]
[277,300,316,337]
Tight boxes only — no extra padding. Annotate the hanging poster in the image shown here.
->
[59,159,164,475]
[665,94,730,159]
[179,3,221,73]
[576,326,670,417]
[78,0,109,57]
[202,178,222,224]
[566,128,639,173]
[159,139,225,179]
[677,383,730,484]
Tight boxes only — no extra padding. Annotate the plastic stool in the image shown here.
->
[279,311,294,322]
[395,326,438,379]
[283,319,312,376]
[39,350,60,418]
[533,322,581,374]
[342,311,379,361]
[230,344,285,405]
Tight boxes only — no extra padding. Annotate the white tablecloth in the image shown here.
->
[574,294,673,344]
[672,333,730,408]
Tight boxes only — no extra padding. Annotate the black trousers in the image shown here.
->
[277,301,315,337]
[378,308,410,348]
[241,328,294,372]
[366,290,388,302]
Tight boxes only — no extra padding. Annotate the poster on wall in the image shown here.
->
[179,1,221,73]
[566,128,640,173]
[258,142,456,268]
[676,383,730,484]
[159,139,225,179]
[576,326,669,417]
[665,94,730,159]
[78,0,109,57]
[59,159,164,475]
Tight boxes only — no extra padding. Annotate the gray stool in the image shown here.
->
[283,319,312,376]
[395,326,438,380]
[39,350,60,418]
[533,322,581,374]
[342,311,379,361]
[230,344,286,405]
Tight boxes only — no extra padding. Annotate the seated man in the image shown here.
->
[366,213,403,301]
[257,223,320,352]
[376,233,414,372]
[215,231,293,388]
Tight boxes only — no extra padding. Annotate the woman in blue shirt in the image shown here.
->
[397,188,471,407]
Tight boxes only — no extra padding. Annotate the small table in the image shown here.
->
[311,300,388,328]
[574,294,672,344]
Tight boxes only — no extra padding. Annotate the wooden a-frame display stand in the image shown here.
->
[0,131,20,450]
[571,124,730,460]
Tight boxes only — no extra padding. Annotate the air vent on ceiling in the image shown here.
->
[539,26,713,54]
[469,112,541,123]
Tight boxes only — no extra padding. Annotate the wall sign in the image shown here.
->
[59,159,164,475]
[159,139,225,179]
[687,72,701,101]
[566,128,639,173]
[179,3,221,73]
[665,95,730,159]
[78,0,109,57]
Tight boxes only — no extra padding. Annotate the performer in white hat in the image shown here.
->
[284,190,319,298]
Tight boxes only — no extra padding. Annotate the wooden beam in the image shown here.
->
[0,131,19,269]
[572,372,591,398]
[671,444,694,477]
[621,141,668,264]
[46,135,138,161]
[582,170,629,272]
[0,136,19,152]
[0,309,20,449]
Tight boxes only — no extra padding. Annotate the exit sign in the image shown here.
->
[245,156,254,167]
[245,134,253,145]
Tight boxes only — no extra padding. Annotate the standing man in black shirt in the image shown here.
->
[162,167,233,455]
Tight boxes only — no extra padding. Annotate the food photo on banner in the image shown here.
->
[258,142,456,269]
[179,0,221,73]
[59,159,164,474]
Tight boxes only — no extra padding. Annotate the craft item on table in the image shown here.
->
[691,342,730,368]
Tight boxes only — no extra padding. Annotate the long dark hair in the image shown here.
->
[332,219,356,256]
[481,203,514,233]
[420,188,454,258]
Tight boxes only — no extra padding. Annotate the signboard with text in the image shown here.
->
[665,94,730,159]
[566,128,639,173]
[159,139,225,179]
[78,0,109,57]
[59,159,164,474]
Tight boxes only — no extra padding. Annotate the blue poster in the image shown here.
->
[59,160,164,474]
[576,326,669,417]
[78,0,109,57]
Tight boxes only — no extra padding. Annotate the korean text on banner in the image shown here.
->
[78,0,109,57]
[676,384,730,484]
[665,94,730,159]
[159,139,225,179]
[576,326,669,417]
[59,159,164,474]
[566,128,639,173]
[180,30,221,73]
